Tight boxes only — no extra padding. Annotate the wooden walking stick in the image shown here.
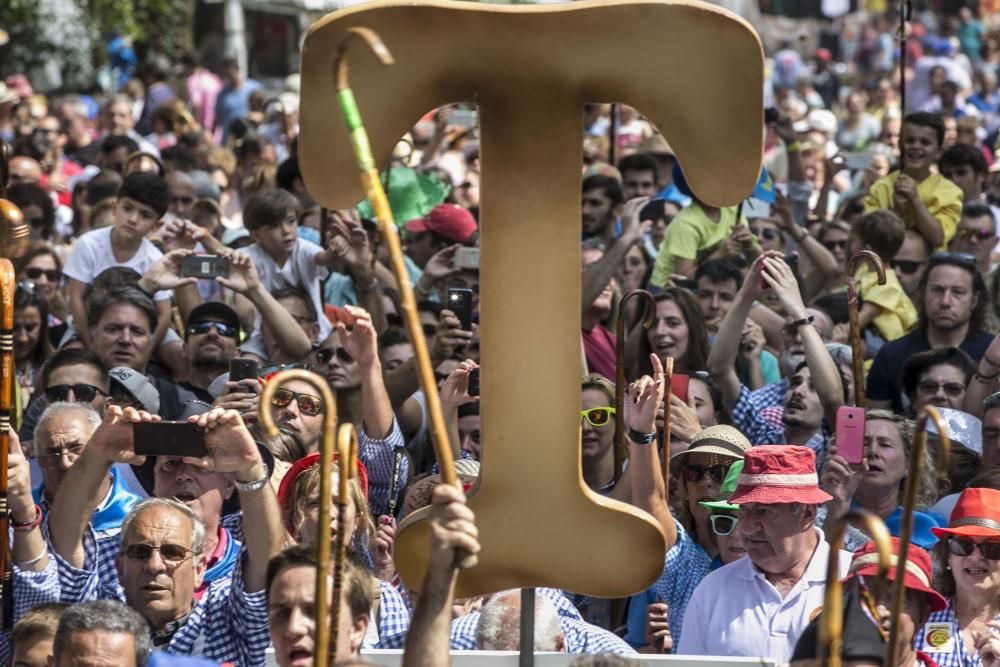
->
[845,250,885,407]
[333,27,474,569]
[660,357,674,482]
[259,369,339,667]
[333,423,359,662]
[614,289,655,481]
[818,509,892,667]
[884,406,950,667]
[0,141,28,260]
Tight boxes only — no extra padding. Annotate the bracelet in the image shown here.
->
[788,315,815,329]
[974,371,1000,383]
[14,549,47,568]
[786,141,802,153]
[234,475,269,493]
[11,505,41,532]
[628,428,657,446]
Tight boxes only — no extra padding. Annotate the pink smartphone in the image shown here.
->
[836,406,866,464]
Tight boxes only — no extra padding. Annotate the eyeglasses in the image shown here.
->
[889,259,926,275]
[958,228,994,242]
[948,538,1000,560]
[822,239,847,251]
[750,227,781,240]
[37,443,85,465]
[44,383,107,403]
[917,381,965,397]
[271,387,323,416]
[186,320,239,339]
[122,543,195,565]
[24,267,60,282]
[682,464,729,485]
[710,513,738,536]
[315,346,353,365]
[580,407,615,427]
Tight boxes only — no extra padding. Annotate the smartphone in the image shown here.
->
[447,288,474,331]
[784,252,800,277]
[764,107,780,125]
[670,373,689,404]
[453,247,480,271]
[181,255,231,279]
[229,358,259,382]
[134,422,207,458]
[467,367,480,397]
[836,406,866,465]
[844,151,875,171]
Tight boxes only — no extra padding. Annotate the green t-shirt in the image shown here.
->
[650,202,753,287]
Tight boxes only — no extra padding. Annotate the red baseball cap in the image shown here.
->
[404,204,477,244]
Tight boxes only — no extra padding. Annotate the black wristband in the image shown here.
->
[628,428,656,445]
[789,315,815,329]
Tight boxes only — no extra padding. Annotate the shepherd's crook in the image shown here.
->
[845,250,885,407]
[884,406,950,667]
[818,510,891,667]
[260,370,339,667]
[615,290,655,481]
[334,28,474,569]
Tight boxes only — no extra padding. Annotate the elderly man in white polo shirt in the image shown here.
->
[676,445,851,662]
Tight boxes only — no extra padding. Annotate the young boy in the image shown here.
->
[63,172,173,347]
[863,112,963,251]
[849,209,917,342]
[240,189,341,357]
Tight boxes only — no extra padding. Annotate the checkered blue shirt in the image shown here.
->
[916,601,991,667]
[359,420,409,517]
[37,525,270,667]
[652,520,711,642]
[730,384,829,467]
[370,578,411,649]
[449,588,637,654]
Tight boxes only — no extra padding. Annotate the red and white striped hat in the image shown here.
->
[727,445,832,505]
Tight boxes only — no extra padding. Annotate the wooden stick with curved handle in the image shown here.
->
[333,423,359,664]
[0,260,13,629]
[259,369,338,667]
[614,289,655,481]
[845,250,885,407]
[0,142,28,260]
[884,406,950,667]
[333,28,474,570]
[818,509,892,667]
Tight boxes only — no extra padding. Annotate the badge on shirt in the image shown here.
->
[923,622,954,652]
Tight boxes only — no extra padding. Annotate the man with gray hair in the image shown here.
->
[25,406,284,666]
[475,591,565,652]
[52,600,151,667]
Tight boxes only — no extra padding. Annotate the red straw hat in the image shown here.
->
[727,445,832,505]
[931,487,1000,540]
[847,536,947,612]
[277,452,369,534]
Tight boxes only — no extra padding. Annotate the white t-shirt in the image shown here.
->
[62,227,170,301]
[242,239,331,341]
[677,528,851,663]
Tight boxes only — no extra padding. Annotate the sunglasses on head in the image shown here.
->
[271,387,324,416]
[710,513,739,536]
[929,251,977,269]
[580,407,616,427]
[316,346,354,365]
[958,228,994,242]
[44,383,107,403]
[121,543,194,564]
[24,267,60,282]
[682,463,729,485]
[948,538,1000,560]
[889,259,925,275]
[186,320,239,339]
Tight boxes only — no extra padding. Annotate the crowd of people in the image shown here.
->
[11,1,1000,666]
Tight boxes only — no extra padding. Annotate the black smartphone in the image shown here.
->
[468,367,480,397]
[447,288,474,331]
[764,107,780,124]
[229,358,259,382]
[134,422,207,457]
[181,255,231,279]
[784,252,800,277]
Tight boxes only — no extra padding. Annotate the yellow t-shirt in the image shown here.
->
[862,172,963,251]
[650,203,752,287]
[856,263,917,342]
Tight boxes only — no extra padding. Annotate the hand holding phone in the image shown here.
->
[670,374,689,404]
[134,422,208,458]
[447,288,475,331]
[181,254,231,279]
[836,406,866,465]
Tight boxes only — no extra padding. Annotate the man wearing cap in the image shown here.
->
[404,203,478,271]
[707,253,845,460]
[180,302,242,401]
[790,537,946,667]
[677,445,849,662]
[37,407,283,666]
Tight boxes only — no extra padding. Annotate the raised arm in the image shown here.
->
[383,309,471,409]
[217,251,312,359]
[340,306,394,439]
[964,333,1000,418]
[326,211,388,334]
[67,279,91,346]
[10,431,48,572]
[582,197,648,308]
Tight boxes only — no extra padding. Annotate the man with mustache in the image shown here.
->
[677,445,849,662]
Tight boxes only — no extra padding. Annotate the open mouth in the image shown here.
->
[289,647,313,665]
[173,491,197,503]
[965,567,989,577]
[786,400,805,411]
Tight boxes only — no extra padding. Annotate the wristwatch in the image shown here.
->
[234,475,269,493]
[628,428,657,445]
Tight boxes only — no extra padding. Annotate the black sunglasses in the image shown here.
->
[750,227,781,241]
[316,347,354,365]
[889,259,925,275]
[45,383,107,403]
[24,267,60,282]
[682,464,728,485]
[186,320,239,339]
[122,543,193,564]
[948,538,1000,560]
